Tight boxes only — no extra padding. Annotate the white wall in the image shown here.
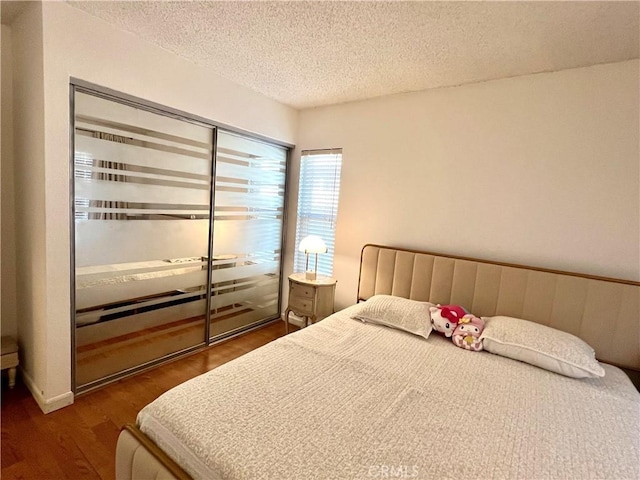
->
[292,60,640,309]
[8,1,297,412]
[9,2,50,405]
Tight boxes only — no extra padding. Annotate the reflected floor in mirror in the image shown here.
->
[75,305,262,387]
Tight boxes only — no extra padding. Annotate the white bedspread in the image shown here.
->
[138,305,640,480]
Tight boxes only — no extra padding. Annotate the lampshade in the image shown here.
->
[298,235,327,254]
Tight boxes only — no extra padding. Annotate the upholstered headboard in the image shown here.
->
[358,244,640,371]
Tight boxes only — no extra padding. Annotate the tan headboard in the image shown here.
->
[358,244,640,371]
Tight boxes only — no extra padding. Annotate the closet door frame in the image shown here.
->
[69,79,292,394]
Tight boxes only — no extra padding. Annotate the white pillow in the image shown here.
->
[480,316,605,379]
[351,295,434,340]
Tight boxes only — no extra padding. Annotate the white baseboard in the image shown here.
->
[21,368,74,414]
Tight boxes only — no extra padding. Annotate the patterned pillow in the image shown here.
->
[351,295,434,340]
[480,316,605,378]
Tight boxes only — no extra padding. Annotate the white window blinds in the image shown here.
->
[294,149,342,277]
[74,152,93,220]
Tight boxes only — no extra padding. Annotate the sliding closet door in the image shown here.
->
[73,91,213,389]
[209,131,287,338]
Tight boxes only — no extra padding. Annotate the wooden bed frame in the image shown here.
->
[116,244,640,480]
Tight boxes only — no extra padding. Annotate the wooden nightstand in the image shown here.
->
[1,336,19,389]
[285,273,337,333]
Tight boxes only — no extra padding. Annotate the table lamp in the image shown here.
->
[299,235,327,280]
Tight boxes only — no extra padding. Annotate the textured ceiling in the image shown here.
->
[67,1,639,109]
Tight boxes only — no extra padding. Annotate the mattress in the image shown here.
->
[137,305,640,480]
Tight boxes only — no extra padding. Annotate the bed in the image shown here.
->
[116,244,640,480]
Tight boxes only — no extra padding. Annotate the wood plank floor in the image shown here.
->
[1,320,292,480]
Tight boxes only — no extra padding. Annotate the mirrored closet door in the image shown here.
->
[72,86,288,392]
[209,131,287,338]
[73,91,214,389]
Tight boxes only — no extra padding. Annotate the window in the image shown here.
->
[294,149,342,277]
[74,152,93,220]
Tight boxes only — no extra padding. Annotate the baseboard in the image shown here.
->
[21,368,74,414]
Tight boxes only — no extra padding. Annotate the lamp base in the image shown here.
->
[305,270,317,281]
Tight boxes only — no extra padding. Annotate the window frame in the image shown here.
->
[293,148,343,277]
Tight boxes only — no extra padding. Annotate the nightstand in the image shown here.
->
[1,336,19,389]
[284,273,337,333]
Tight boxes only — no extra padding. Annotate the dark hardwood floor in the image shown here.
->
[1,320,291,480]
